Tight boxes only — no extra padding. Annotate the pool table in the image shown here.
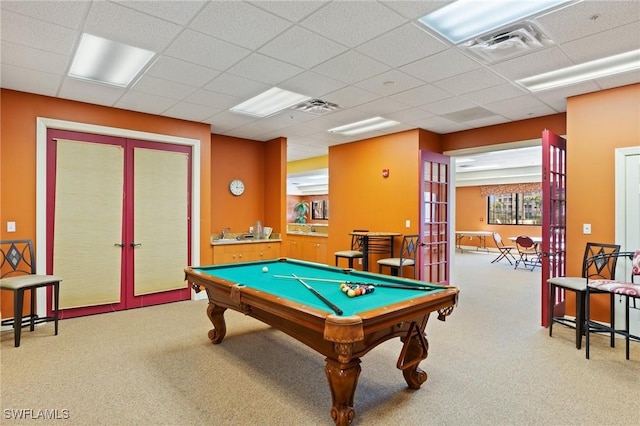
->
[184,258,459,425]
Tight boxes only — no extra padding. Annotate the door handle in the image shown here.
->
[114,243,124,247]
[131,242,142,248]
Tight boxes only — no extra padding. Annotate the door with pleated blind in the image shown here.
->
[47,129,191,319]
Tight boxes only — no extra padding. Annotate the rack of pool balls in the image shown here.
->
[340,282,375,298]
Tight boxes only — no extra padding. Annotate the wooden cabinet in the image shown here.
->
[287,235,328,264]
[212,241,280,265]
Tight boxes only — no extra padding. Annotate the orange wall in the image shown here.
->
[210,134,266,235]
[329,129,422,270]
[566,84,640,318]
[0,89,212,315]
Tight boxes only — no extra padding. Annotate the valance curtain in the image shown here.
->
[480,182,541,197]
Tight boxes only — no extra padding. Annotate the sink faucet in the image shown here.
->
[221,227,230,239]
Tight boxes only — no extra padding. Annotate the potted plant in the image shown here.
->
[293,201,309,223]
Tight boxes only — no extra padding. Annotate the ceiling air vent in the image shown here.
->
[292,99,339,116]
[460,22,553,63]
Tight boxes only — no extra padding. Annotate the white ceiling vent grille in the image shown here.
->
[292,99,339,116]
[460,22,553,64]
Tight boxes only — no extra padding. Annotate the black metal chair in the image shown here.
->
[377,234,420,279]
[334,230,368,269]
[491,232,516,265]
[585,249,640,360]
[514,235,541,271]
[0,239,63,347]
[548,242,620,349]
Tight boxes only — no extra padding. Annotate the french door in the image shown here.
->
[420,151,451,284]
[541,130,567,327]
[47,129,192,319]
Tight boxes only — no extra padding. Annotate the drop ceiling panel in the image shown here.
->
[146,56,219,88]
[1,10,77,55]
[400,49,481,83]
[113,0,206,25]
[259,27,348,69]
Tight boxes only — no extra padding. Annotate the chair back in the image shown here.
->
[351,229,369,251]
[515,236,535,250]
[493,232,506,247]
[582,243,621,280]
[399,234,420,264]
[632,250,640,282]
[1,239,36,278]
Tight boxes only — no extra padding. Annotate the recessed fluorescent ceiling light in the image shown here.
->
[69,33,155,87]
[230,87,311,118]
[517,49,640,92]
[418,0,571,44]
[328,117,400,136]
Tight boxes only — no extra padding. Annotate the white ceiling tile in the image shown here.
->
[83,1,183,52]
[204,74,270,99]
[146,56,219,88]
[165,30,250,71]
[1,0,89,29]
[163,101,222,122]
[490,47,574,80]
[58,77,126,106]
[559,21,640,63]
[1,41,68,75]
[421,97,477,115]
[312,50,390,84]
[354,97,410,116]
[1,63,61,96]
[278,71,346,99]
[248,1,329,23]
[485,95,549,116]
[184,89,242,110]
[323,86,380,108]
[535,0,640,44]
[462,84,526,105]
[400,49,480,83]
[355,70,424,96]
[433,68,509,96]
[386,108,434,123]
[113,0,206,25]
[227,53,304,85]
[299,1,406,47]
[189,1,292,50]
[595,70,640,90]
[379,1,449,20]
[1,10,77,55]
[259,26,348,69]
[388,84,451,107]
[204,110,257,132]
[115,91,178,115]
[357,23,448,67]
[132,75,197,100]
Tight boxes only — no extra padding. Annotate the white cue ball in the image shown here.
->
[262,266,269,273]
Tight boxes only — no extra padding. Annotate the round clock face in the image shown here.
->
[229,179,245,196]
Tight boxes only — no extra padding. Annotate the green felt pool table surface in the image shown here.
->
[191,258,446,317]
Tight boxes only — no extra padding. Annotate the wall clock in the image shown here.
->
[229,179,245,196]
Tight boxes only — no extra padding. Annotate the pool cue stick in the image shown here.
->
[273,275,436,291]
[291,273,343,316]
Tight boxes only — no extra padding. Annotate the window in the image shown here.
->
[488,191,541,225]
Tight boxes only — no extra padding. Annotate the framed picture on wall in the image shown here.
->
[323,199,329,220]
[311,201,324,220]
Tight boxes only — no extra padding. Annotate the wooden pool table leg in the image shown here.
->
[206,303,227,344]
[325,357,361,426]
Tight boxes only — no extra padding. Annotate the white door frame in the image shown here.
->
[614,145,640,334]
[35,117,202,316]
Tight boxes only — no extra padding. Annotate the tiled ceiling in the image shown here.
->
[2,1,639,162]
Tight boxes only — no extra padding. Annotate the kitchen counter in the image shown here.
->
[211,238,282,245]
[286,232,328,237]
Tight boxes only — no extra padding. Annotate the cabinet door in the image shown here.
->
[288,239,302,259]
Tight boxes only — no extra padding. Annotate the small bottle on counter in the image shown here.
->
[254,220,264,239]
